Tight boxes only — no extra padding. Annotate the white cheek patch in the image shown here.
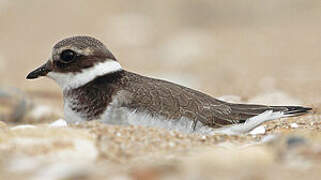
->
[47,60,122,90]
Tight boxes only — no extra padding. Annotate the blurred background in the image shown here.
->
[0,1,321,179]
[0,0,320,109]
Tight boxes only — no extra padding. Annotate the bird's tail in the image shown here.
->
[213,104,312,135]
[227,103,312,122]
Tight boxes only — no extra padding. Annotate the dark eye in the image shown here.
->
[60,50,76,63]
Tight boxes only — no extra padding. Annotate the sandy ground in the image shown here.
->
[0,0,321,179]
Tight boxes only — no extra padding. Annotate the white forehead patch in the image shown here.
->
[47,60,122,90]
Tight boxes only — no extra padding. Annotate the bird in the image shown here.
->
[26,36,312,134]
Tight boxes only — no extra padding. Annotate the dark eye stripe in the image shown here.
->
[55,61,68,69]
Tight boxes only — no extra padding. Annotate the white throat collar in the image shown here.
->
[47,60,122,90]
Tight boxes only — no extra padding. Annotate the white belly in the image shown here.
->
[99,104,216,134]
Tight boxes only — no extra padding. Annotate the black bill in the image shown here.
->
[26,61,52,79]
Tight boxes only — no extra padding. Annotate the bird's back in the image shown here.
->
[120,71,311,129]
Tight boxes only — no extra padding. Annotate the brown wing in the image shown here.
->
[121,71,311,128]
[120,72,239,128]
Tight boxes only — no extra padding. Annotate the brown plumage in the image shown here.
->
[27,36,312,131]
[66,70,311,129]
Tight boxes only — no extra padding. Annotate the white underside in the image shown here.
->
[47,60,122,90]
[99,108,285,135]
[100,107,217,134]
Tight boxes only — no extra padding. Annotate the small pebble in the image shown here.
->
[169,142,175,147]
[286,136,307,149]
[50,118,68,127]
[290,123,299,128]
